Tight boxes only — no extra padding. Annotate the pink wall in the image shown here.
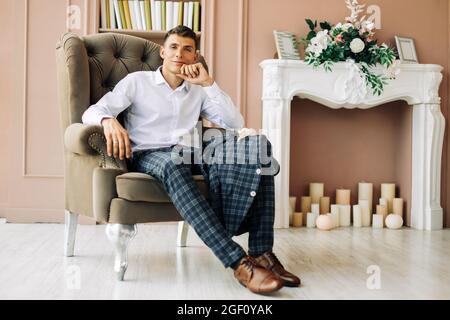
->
[0,0,95,224]
[0,0,15,217]
[0,0,449,227]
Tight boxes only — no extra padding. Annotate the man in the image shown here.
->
[82,26,300,294]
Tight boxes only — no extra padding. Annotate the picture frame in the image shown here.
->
[273,30,301,60]
[395,36,418,63]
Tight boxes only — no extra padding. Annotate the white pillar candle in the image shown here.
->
[310,183,324,204]
[329,212,339,228]
[381,183,396,213]
[358,199,371,227]
[392,198,403,216]
[372,214,384,229]
[330,204,340,227]
[293,212,303,227]
[331,204,339,215]
[376,204,388,227]
[338,205,351,227]
[336,189,351,205]
[353,205,362,227]
[307,212,318,228]
[379,198,389,214]
[289,197,297,225]
[320,197,330,215]
[358,182,373,213]
[311,203,320,215]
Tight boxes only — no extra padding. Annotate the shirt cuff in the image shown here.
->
[97,115,113,126]
[202,82,221,98]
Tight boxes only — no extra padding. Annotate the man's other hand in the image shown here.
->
[101,118,132,160]
[176,62,214,87]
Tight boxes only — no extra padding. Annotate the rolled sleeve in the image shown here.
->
[82,74,135,125]
[200,82,244,129]
[202,82,222,99]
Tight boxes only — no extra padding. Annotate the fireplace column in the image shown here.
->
[411,103,445,230]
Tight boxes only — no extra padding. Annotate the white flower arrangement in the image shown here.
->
[301,0,399,96]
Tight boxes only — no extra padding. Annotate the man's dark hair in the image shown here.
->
[163,25,198,50]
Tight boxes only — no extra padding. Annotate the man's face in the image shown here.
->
[160,34,198,74]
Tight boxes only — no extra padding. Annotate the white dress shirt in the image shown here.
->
[82,67,244,152]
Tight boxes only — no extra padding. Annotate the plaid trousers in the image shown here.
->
[130,133,278,268]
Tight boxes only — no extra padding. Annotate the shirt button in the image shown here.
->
[256,168,262,175]
[250,191,256,197]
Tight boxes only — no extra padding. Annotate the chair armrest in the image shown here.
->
[64,123,127,169]
[64,123,104,155]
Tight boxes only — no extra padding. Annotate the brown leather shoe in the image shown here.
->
[254,251,301,287]
[233,256,284,294]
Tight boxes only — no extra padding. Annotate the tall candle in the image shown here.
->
[320,197,330,215]
[339,205,351,227]
[293,212,303,227]
[393,198,403,216]
[310,183,324,204]
[358,182,373,213]
[336,189,351,205]
[358,199,371,227]
[353,205,362,227]
[311,203,320,215]
[381,183,396,213]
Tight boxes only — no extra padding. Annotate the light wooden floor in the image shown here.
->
[0,222,449,300]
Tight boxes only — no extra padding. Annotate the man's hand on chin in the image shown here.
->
[176,62,214,87]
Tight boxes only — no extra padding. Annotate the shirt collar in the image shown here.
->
[155,66,190,92]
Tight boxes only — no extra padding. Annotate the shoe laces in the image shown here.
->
[264,252,284,269]
[241,256,258,272]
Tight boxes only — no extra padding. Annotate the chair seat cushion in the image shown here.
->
[116,172,209,203]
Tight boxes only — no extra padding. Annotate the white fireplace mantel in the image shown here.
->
[260,59,444,230]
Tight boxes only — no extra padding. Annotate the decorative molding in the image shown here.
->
[22,0,63,179]
[334,59,368,104]
[202,0,215,78]
[423,71,443,104]
[237,0,249,121]
[261,59,445,230]
[262,66,283,99]
[84,0,89,35]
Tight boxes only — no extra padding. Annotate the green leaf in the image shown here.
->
[307,30,317,40]
[320,21,332,31]
[306,19,315,30]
